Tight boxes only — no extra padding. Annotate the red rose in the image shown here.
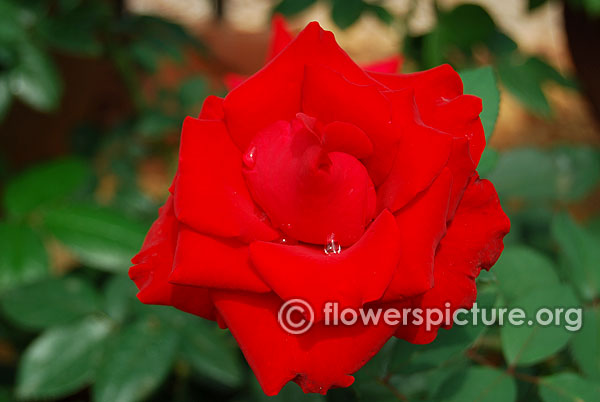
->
[129,21,510,395]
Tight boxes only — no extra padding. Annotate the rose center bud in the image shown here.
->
[242,114,376,247]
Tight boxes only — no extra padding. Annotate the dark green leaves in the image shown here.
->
[43,204,148,272]
[1,277,99,329]
[497,56,576,117]
[3,157,91,218]
[179,318,244,388]
[494,245,560,304]
[538,373,600,402]
[273,0,317,16]
[0,78,11,121]
[496,59,550,116]
[0,223,48,294]
[570,308,600,380]
[8,42,62,112]
[500,285,579,366]
[460,66,500,140]
[488,147,600,203]
[332,0,365,29]
[552,213,600,301]
[436,366,517,402]
[16,317,112,399]
[93,317,179,402]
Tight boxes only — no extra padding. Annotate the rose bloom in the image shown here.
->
[130,19,510,395]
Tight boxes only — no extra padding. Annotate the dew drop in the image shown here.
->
[279,237,298,245]
[324,233,341,255]
[243,145,257,168]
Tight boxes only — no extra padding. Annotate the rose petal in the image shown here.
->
[370,65,485,164]
[369,64,463,101]
[394,175,510,343]
[267,15,294,61]
[301,64,397,185]
[242,117,375,246]
[198,95,225,120]
[212,290,398,395]
[363,56,402,74]
[321,121,373,159]
[129,196,216,320]
[249,210,400,322]
[224,22,378,151]
[169,225,270,293]
[173,117,279,241]
[382,168,453,301]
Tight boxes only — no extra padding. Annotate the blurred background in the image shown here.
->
[0,0,599,401]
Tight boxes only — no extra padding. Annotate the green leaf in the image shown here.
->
[494,245,560,304]
[366,4,394,25]
[3,157,90,218]
[43,203,148,272]
[460,66,500,140]
[390,288,496,374]
[178,76,207,108]
[16,317,112,399]
[552,212,600,301]
[8,41,62,112]
[488,147,600,203]
[570,308,600,380]
[435,366,517,402]
[332,0,365,29]
[497,58,551,116]
[36,3,107,56]
[179,318,243,388]
[103,274,139,322]
[583,0,600,15]
[0,222,48,294]
[273,0,316,16]
[438,5,497,50]
[135,110,178,138]
[1,276,98,329]
[528,0,548,11]
[477,148,499,177]
[500,284,579,366]
[0,78,11,122]
[539,372,600,402]
[526,57,578,89]
[353,339,400,401]
[93,316,178,402]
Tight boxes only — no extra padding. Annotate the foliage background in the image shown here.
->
[0,0,599,401]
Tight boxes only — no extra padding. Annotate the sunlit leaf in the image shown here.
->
[93,316,178,402]
[8,42,62,112]
[16,317,112,399]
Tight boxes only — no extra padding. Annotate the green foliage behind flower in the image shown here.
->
[0,0,599,401]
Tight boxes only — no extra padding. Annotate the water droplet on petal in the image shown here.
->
[243,145,256,169]
[279,237,298,245]
[324,233,341,255]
